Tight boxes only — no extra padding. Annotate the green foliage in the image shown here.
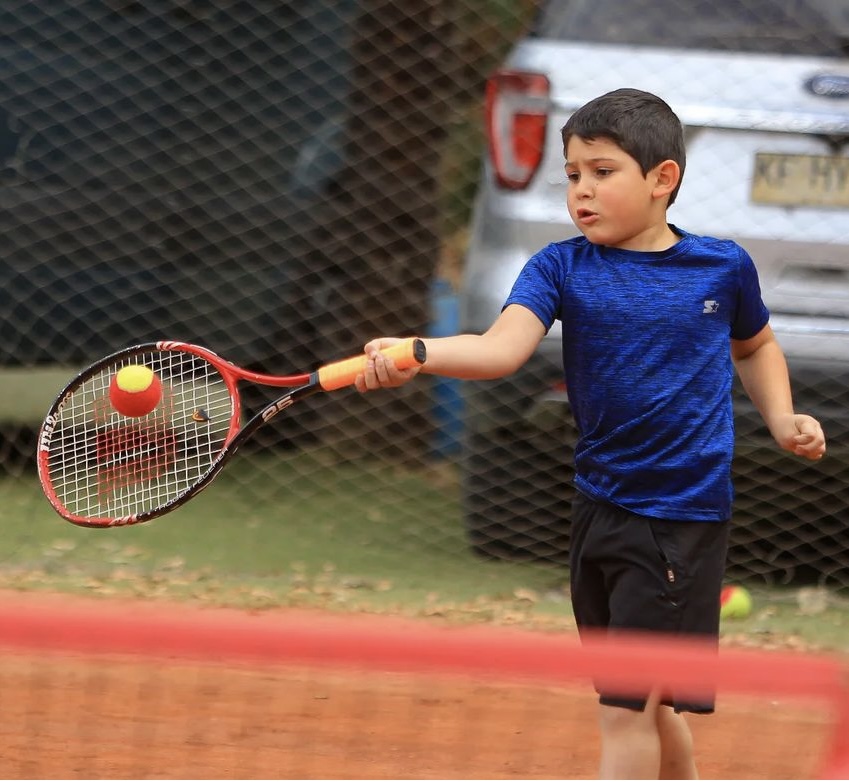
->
[437,0,539,241]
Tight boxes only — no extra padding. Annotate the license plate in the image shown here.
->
[751,153,849,209]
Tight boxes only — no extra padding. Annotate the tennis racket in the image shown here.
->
[38,338,426,528]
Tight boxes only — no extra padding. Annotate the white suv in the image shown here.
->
[460,0,849,586]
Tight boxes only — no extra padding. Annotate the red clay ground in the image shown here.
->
[0,592,835,779]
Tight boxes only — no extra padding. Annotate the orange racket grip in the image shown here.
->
[317,338,427,391]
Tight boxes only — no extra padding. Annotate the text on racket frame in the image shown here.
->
[261,396,295,422]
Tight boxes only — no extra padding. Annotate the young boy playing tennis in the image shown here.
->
[355,88,826,779]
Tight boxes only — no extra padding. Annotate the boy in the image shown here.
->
[354,88,826,779]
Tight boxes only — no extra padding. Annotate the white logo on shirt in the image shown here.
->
[703,300,719,314]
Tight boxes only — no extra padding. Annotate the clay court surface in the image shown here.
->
[0,592,835,779]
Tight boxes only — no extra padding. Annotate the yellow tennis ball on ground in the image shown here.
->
[109,365,162,417]
[720,585,752,620]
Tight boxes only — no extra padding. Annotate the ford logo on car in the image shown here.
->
[805,73,849,98]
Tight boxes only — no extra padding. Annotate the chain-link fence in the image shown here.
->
[2,0,848,594]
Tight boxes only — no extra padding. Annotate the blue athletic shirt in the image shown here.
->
[504,227,770,522]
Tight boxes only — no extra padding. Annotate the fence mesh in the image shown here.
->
[2,0,849,605]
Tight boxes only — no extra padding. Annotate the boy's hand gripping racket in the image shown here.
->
[37,339,426,527]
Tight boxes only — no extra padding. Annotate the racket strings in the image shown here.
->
[47,350,234,521]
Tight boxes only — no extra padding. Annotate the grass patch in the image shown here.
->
[4,451,849,651]
[1,453,573,629]
[0,366,82,424]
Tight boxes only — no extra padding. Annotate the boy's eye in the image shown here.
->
[566,171,579,183]
[596,168,613,177]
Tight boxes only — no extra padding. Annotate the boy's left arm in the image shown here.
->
[731,324,826,460]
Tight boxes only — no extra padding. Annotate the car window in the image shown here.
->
[531,0,849,57]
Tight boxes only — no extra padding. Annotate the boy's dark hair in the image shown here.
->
[561,88,686,206]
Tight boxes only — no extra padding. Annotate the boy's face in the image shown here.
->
[564,136,666,250]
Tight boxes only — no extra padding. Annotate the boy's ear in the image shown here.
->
[651,159,681,200]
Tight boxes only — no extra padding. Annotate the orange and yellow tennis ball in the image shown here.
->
[719,585,752,620]
[109,365,162,417]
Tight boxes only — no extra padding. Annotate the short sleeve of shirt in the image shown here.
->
[503,243,564,332]
[732,246,770,340]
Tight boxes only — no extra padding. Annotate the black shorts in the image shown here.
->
[569,492,729,714]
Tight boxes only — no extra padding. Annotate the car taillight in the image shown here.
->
[485,70,550,190]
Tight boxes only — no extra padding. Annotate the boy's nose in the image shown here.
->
[573,180,593,199]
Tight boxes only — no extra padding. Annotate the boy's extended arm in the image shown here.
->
[355,304,546,391]
[731,324,826,460]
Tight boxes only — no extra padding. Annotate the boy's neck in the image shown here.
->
[608,222,680,253]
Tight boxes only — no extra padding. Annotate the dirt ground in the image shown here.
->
[0,593,836,779]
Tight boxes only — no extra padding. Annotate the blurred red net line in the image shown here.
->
[0,594,847,778]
